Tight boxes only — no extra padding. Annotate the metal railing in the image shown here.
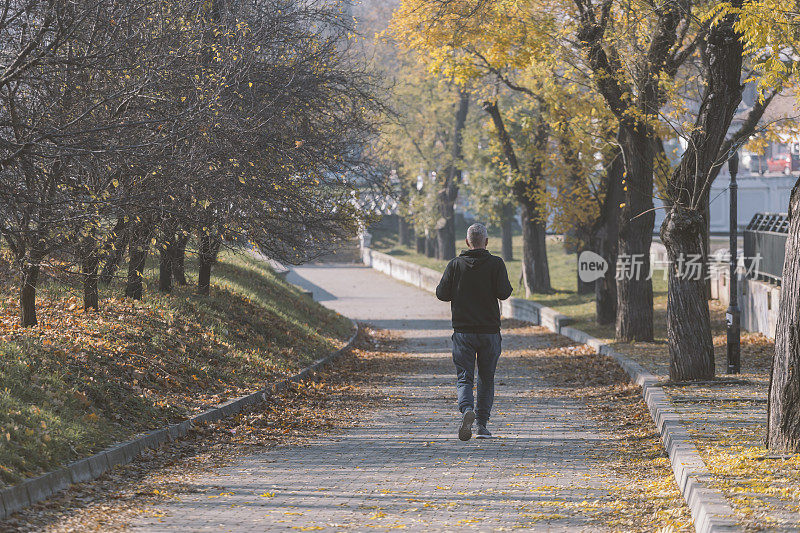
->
[743,212,788,284]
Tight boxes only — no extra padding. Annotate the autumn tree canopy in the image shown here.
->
[375,0,800,385]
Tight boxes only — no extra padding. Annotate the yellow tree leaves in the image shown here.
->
[389,0,617,231]
[712,1,800,96]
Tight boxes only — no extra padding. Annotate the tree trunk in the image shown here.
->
[437,90,470,261]
[574,2,685,341]
[159,239,175,293]
[398,217,410,247]
[594,148,622,314]
[768,179,800,451]
[594,143,623,325]
[660,207,714,381]
[100,222,129,285]
[520,197,551,296]
[425,235,436,258]
[501,204,514,261]
[125,232,149,300]
[436,215,455,260]
[660,5,743,380]
[518,159,551,295]
[20,261,41,327]
[198,232,220,296]
[701,194,712,300]
[173,233,189,286]
[198,260,212,296]
[595,235,618,325]
[82,235,99,311]
[615,126,655,341]
[415,230,425,254]
[98,218,126,285]
[482,99,550,294]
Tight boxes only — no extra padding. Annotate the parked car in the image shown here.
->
[767,153,793,174]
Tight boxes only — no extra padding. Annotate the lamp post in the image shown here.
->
[727,149,741,374]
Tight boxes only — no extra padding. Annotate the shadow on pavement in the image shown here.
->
[361,319,453,331]
[285,270,339,301]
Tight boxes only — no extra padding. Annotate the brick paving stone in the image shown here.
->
[129,265,653,532]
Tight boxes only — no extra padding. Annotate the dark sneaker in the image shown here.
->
[458,410,475,441]
[475,424,492,439]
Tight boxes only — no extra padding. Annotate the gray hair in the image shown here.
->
[466,223,488,248]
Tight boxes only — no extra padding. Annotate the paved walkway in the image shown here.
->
[130,265,644,531]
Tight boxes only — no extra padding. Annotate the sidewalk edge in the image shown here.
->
[0,321,359,521]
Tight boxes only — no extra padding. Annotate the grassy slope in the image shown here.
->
[0,251,352,487]
[372,231,668,340]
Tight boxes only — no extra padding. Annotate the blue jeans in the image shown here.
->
[452,332,502,425]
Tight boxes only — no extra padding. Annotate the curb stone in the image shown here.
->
[248,249,289,281]
[361,246,740,533]
[0,320,359,521]
[558,327,740,533]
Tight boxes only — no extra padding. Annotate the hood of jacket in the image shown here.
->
[458,248,492,269]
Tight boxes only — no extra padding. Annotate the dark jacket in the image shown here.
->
[435,249,513,334]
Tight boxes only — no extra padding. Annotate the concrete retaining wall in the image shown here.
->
[359,249,573,329]
[361,248,441,294]
[500,299,572,332]
[361,246,780,340]
[711,269,780,339]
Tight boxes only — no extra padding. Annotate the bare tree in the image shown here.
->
[1,0,384,322]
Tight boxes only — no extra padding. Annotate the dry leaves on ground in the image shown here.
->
[502,320,693,532]
[1,326,411,533]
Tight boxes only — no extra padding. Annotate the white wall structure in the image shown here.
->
[652,172,795,234]
[711,269,780,339]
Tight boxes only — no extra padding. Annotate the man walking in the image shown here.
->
[436,223,513,441]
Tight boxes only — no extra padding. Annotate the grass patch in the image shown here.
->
[0,250,352,487]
